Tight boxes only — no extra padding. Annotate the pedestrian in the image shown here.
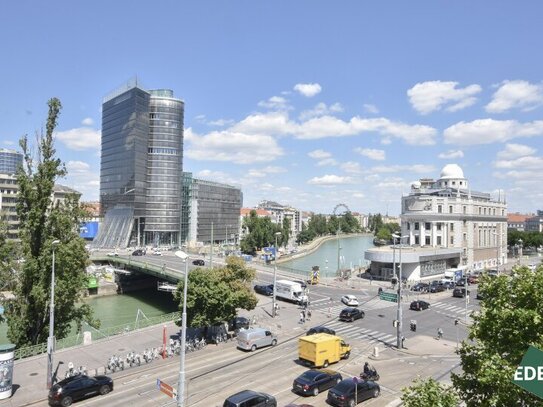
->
[370,274,373,285]
[302,309,306,323]
[307,309,312,321]
[299,311,304,324]
[401,335,406,348]
[437,327,443,340]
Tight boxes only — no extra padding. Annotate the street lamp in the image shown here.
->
[47,239,60,389]
[273,232,282,318]
[392,234,408,349]
[518,239,523,265]
[492,231,500,275]
[174,250,190,407]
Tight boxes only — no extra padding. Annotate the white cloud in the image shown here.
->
[375,177,409,189]
[293,83,322,97]
[247,166,287,177]
[208,118,235,127]
[307,174,353,185]
[184,127,284,164]
[81,117,94,126]
[438,150,464,159]
[494,155,543,170]
[62,160,99,200]
[299,102,343,121]
[496,143,536,160]
[486,80,543,113]
[195,169,233,184]
[407,80,482,114]
[308,149,331,159]
[231,112,295,136]
[355,148,385,161]
[55,127,101,150]
[443,119,543,145]
[363,104,379,114]
[194,114,206,122]
[257,95,291,110]
[370,164,435,174]
[66,160,91,173]
[340,161,362,174]
[317,158,338,166]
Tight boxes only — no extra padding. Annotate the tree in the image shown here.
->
[174,256,258,327]
[401,377,459,407]
[281,217,291,247]
[4,98,96,347]
[451,266,543,406]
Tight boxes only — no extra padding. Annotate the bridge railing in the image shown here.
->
[91,255,182,282]
[14,311,181,360]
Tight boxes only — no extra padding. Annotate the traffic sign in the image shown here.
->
[157,378,176,399]
[379,291,398,302]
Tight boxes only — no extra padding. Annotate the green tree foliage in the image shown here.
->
[240,210,284,254]
[401,377,459,407]
[507,230,543,249]
[368,213,384,232]
[295,212,361,244]
[281,217,291,247]
[4,98,96,347]
[174,256,258,327]
[451,266,543,406]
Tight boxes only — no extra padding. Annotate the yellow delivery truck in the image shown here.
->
[298,333,351,368]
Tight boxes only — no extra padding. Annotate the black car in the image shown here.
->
[48,375,113,406]
[453,288,470,298]
[229,316,250,331]
[192,259,205,266]
[411,282,429,292]
[254,284,274,296]
[223,390,276,407]
[339,308,365,322]
[476,291,484,300]
[409,300,430,311]
[442,281,455,290]
[455,279,466,287]
[327,378,380,406]
[132,249,144,256]
[429,283,445,293]
[293,369,342,397]
[307,326,336,336]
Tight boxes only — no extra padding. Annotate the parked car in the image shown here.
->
[192,259,205,266]
[254,284,274,296]
[409,300,430,311]
[455,279,466,286]
[467,275,479,284]
[339,308,364,322]
[293,369,343,397]
[229,316,250,332]
[326,378,380,406]
[152,250,162,256]
[341,295,359,307]
[106,251,118,257]
[411,282,429,292]
[453,288,470,298]
[442,281,455,290]
[132,249,144,256]
[223,390,276,407]
[306,326,336,336]
[48,375,113,406]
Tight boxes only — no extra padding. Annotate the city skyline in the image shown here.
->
[1,2,542,215]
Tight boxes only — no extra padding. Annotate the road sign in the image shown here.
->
[379,291,398,302]
[157,378,176,399]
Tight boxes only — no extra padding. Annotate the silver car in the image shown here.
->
[236,328,277,351]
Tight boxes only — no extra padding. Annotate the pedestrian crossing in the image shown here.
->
[322,320,397,347]
[309,296,397,316]
[431,301,474,317]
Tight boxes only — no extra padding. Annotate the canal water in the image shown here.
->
[280,234,374,278]
[0,234,374,343]
[0,289,178,344]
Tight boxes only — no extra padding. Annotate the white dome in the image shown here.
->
[411,181,421,189]
[440,164,464,179]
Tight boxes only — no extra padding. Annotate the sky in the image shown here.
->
[1,1,542,215]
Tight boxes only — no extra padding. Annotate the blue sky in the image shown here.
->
[1,1,542,215]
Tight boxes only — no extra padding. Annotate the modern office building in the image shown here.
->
[525,210,543,232]
[365,164,508,280]
[95,79,184,248]
[181,172,242,246]
[0,149,23,175]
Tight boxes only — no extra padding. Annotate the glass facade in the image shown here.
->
[0,149,23,175]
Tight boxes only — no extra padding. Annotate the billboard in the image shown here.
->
[79,222,99,239]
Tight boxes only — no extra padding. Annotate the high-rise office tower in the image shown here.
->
[95,79,184,248]
[0,149,23,175]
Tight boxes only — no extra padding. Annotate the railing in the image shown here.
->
[14,311,181,360]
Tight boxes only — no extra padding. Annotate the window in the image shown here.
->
[463,233,467,242]
[415,236,420,245]
[463,206,466,214]
[415,223,419,230]
[437,236,442,245]
[437,223,442,231]
[484,208,487,215]
[450,236,454,244]
[450,223,454,231]
[425,222,431,230]
[479,207,482,215]
[438,205,442,213]
[407,223,410,230]
[425,236,431,245]
[449,205,453,213]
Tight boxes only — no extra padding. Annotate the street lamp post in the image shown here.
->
[492,231,500,275]
[47,239,60,389]
[174,251,190,407]
[518,239,523,265]
[272,232,282,317]
[392,234,408,349]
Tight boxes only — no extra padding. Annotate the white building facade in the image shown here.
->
[365,164,508,281]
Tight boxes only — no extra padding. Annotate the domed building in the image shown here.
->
[365,164,507,281]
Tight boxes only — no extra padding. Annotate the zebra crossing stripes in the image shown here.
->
[432,301,472,315]
[309,297,397,315]
[322,321,397,346]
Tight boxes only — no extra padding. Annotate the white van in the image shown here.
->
[236,328,277,351]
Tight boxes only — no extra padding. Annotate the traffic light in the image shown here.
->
[393,320,399,327]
